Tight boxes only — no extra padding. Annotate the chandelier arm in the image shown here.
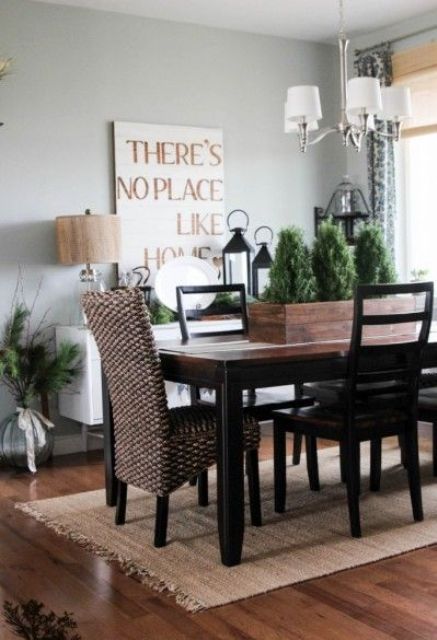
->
[307,126,339,146]
[349,128,363,150]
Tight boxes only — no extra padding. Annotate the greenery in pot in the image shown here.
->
[312,219,356,301]
[148,300,175,325]
[0,304,81,472]
[355,222,396,284]
[263,227,314,303]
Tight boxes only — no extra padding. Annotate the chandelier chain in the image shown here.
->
[338,0,346,38]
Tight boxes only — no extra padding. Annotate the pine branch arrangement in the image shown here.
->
[0,304,81,409]
[3,599,81,640]
[355,223,397,285]
[263,227,314,303]
[312,219,356,301]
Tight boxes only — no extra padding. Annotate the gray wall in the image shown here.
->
[0,0,345,439]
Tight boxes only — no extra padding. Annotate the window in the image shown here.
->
[394,42,437,280]
[404,132,437,280]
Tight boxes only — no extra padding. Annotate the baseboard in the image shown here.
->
[54,433,103,457]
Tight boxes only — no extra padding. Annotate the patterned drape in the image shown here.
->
[355,45,396,257]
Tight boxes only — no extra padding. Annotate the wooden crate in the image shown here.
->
[248,298,416,345]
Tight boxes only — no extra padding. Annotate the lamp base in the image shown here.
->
[79,265,100,283]
[77,266,106,325]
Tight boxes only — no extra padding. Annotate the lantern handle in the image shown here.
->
[227,209,249,232]
[254,225,273,246]
[132,265,151,286]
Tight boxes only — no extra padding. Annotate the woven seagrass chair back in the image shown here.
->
[82,289,171,490]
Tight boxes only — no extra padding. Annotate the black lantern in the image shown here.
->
[222,210,254,294]
[314,175,371,244]
[252,226,273,299]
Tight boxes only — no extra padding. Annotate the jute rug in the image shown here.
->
[16,443,437,612]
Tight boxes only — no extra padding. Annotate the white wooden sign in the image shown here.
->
[113,122,224,282]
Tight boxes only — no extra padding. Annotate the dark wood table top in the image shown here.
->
[158,331,437,367]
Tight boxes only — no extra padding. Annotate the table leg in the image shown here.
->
[216,374,244,566]
[102,372,117,507]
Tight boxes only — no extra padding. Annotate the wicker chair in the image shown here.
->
[82,289,262,548]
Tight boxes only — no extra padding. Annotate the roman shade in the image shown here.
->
[393,42,437,137]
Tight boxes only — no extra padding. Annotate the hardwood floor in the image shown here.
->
[1,431,437,639]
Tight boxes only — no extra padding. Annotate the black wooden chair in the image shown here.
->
[417,371,437,476]
[273,282,434,538]
[176,283,314,420]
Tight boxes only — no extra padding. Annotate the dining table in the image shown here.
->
[102,331,437,567]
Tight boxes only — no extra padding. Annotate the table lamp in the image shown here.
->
[56,209,121,288]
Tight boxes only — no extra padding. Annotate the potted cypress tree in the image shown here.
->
[249,227,316,343]
[263,227,314,304]
[312,219,356,301]
[355,222,396,284]
[249,219,406,344]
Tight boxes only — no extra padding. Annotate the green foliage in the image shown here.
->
[263,227,314,303]
[312,219,356,301]
[411,268,429,282]
[0,304,81,408]
[355,223,396,285]
[3,599,81,640]
[214,292,235,306]
[149,301,175,325]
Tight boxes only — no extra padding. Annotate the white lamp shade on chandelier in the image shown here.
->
[346,77,382,115]
[284,103,319,132]
[286,86,322,122]
[380,86,413,121]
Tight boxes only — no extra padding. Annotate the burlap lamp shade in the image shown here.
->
[56,211,121,269]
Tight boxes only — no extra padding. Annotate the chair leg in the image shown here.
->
[246,449,262,526]
[274,424,287,513]
[293,432,302,465]
[198,469,209,506]
[339,441,347,483]
[305,435,320,491]
[344,438,361,538]
[433,422,437,477]
[154,495,169,548]
[404,424,423,522]
[399,433,407,468]
[115,481,127,525]
[189,476,197,486]
[370,438,382,492]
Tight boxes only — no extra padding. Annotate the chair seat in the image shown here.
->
[420,370,437,389]
[303,380,408,404]
[418,387,437,411]
[274,403,408,438]
[169,404,260,450]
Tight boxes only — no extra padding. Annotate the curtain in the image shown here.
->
[355,45,396,257]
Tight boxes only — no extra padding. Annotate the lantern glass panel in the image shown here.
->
[224,252,250,290]
[255,268,270,297]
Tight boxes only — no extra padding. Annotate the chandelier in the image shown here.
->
[285,0,412,153]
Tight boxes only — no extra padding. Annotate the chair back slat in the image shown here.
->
[361,311,428,326]
[177,283,248,342]
[347,282,434,418]
[82,289,171,492]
